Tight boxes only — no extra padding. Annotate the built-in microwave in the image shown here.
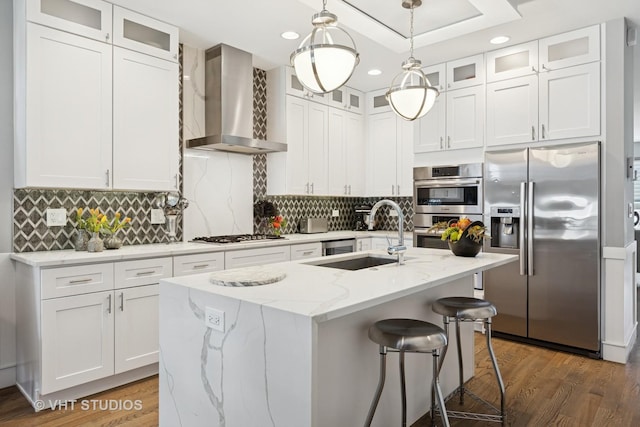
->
[413,164,483,215]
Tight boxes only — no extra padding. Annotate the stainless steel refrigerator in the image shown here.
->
[483,141,600,356]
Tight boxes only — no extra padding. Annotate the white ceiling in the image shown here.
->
[110,0,639,92]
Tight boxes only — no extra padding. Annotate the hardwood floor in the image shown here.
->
[1,323,639,426]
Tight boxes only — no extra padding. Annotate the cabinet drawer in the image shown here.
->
[41,263,114,299]
[225,246,291,269]
[173,252,225,276]
[290,242,322,260]
[114,257,172,289]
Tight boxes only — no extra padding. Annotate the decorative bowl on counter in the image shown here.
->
[448,237,482,257]
[428,218,486,257]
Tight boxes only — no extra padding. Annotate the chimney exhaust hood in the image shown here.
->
[186,44,286,154]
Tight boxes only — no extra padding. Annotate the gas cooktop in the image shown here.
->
[191,234,286,244]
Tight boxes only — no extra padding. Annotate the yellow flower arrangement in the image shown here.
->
[84,208,108,233]
[103,212,132,235]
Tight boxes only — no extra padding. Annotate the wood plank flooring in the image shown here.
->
[1,321,639,426]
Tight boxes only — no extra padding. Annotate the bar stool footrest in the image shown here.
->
[434,387,505,424]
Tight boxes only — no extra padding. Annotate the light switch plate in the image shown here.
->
[205,307,225,332]
[46,208,67,227]
[332,209,339,217]
[151,208,165,224]
[389,210,398,217]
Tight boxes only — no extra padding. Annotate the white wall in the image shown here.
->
[0,0,16,388]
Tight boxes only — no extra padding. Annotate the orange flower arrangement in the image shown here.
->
[269,215,287,236]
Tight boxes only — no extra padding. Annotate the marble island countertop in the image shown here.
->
[10,230,407,267]
[161,247,517,322]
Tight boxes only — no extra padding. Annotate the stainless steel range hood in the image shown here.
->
[186,44,286,154]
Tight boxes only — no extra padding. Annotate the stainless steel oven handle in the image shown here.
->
[519,182,526,276]
[413,229,443,237]
[414,179,480,187]
[527,181,534,276]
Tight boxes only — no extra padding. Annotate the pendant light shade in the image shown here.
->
[290,2,359,94]
[386,0,439,121]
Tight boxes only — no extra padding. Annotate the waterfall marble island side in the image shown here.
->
[159,247,516,427]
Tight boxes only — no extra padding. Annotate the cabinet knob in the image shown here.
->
[105,33,110,42]
[447,136,451,148]
[531,126,535,140]
[105,169,110,187]
[541,124,546,139]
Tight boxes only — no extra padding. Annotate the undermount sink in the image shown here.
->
[306,255,398,271]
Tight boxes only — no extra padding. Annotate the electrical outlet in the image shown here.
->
[389,210,398,217]
[205,307,225,332]
[46,208,67,226]
[332,209,339,217]
[151,208,165,224]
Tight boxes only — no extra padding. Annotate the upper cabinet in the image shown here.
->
[284,66,329,104]
[327,86,364,114]
[26,0,112,42]
[538,25,600,71]
[486,41,539,82]
[423,63,446,93]
[366,88,392,115]
[446,54,485,91]
[113,6,179,62]
[14,0,180,191]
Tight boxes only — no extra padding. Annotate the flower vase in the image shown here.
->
[72,229,89,251]
[87,232,104,253]
[104,234,123,250]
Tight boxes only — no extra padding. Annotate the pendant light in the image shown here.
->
[290,0,359,94]
[386,0,439,121]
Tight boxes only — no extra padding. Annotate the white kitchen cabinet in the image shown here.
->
[225,246,291,269]
[113,47,179,191]
[41,290,115,394]
[328,86,364,114]
[328,108,365,196]
[113,6,179,62]
[114,284,159,374]
[284,66,328,103]
[539,62,600,140]
[367,111,413,196]
[290,242,323,260]
[423,63,446,93]
[356,238,372,252]
[15,22,113,189]
[173,252,225,276]
[539,25,600,71]
[446,86,485,150]
[25,0,112,43]
[268,96,328,195]
[366,88,392,115]
[486,41,539,82]
[446,54,485,91]
[113,257,172,289]
[414,96,446,153]
[486,75,539,146]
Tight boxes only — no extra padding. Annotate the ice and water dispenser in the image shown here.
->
[489,206,521,249]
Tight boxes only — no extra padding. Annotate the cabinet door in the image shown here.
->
[366,88,391,115]
[423,63,446,93]
[539,62,600,140]
[285,96,310,195]
[396,118,414,197]
[414,96,446,153]
[24,23,112,189]
[173,252,224,276]
[346,88,364,114]
[446,86,484,150]
[113,47,179,191]
[41,291,114,394]
[367,112,397,196]
[486,75,539,146]
[345,112,365,195]
[486,41,538,82]
[114,257,172,290]
[446,54,485,90]
[113,6,179,62]
[539,25,600,71]
[224,246,291,269]
[328,108,347,195]
[356,238,372,251]
[114,285,159,374]
[307,102,329,195]
[26,0,112,43]
[285,66,328,103]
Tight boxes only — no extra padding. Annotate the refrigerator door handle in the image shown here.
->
[527,181,534,276]
[520,182,527,275]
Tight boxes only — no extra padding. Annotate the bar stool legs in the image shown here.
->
[485,318,506,418]
[364,346,387,427]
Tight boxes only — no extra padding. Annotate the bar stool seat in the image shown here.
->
[365,319,450,427]
[432,297,505,425]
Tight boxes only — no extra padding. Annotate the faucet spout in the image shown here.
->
[369,199,406,264]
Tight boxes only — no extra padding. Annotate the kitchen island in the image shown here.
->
[158,247,516,427]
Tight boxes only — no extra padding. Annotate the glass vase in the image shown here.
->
[72,229,89,251]
[87,232,104,253]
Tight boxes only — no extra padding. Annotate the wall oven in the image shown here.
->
[413,164,483,215]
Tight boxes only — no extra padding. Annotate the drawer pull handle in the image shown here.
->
[302,251,314,255]
[193,264,210,269]
[107,294,112,314]
[120,292,125,312]
[69,278,92,284]
[136,271,155,276]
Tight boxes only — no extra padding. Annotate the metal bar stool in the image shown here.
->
[432,297,506,425]
[364,318,450,427]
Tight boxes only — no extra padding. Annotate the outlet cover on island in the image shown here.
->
[46,208,67,226]
[205,307,225,332]
[332,209,339,217]
[151,208,165,224]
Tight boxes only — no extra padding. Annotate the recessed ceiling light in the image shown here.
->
[490,36,510,45]
[281,31,300,40]
[368,69,382,76]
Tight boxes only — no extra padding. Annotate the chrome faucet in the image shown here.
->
[369,199,406,265]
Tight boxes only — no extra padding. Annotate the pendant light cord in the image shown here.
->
[322,0,327,12]
[409,4,415,60]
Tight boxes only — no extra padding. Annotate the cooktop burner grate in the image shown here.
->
[191,234,285,244]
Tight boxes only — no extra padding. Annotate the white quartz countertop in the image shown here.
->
[10,230,408,267]
[161,247,517,322]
